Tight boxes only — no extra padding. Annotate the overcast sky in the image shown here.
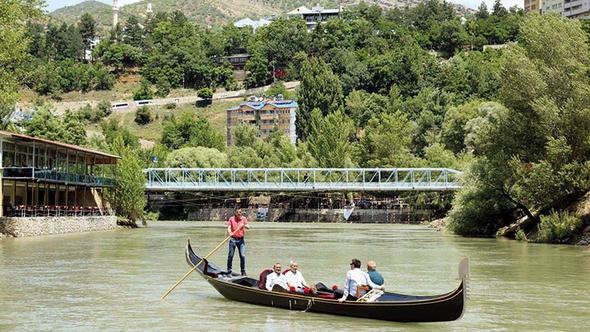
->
[45,0,522,14]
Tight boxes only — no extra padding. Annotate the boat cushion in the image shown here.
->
[259,268,273,289]
[202,259,219,278]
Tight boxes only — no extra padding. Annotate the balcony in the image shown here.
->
[2,167,116,187]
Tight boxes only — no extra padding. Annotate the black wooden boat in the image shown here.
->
[185,239,469,322]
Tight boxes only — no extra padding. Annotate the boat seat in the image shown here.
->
[259,268,273,289]
[357,285,371,298]
[357,288,384,302]
[202,259,219,278]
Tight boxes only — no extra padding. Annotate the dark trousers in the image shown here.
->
[227,237,246,274]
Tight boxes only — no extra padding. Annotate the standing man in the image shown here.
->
[227,207,250,276]
[367,260,384,286]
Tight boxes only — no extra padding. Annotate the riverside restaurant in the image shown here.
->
[0,130,119,218]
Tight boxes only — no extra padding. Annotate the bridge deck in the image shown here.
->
[144,168,462,192]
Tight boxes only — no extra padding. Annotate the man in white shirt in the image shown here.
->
[266,263,288,291]
[338,258,385,302]
[284,260,310,293]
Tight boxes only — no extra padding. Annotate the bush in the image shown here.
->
[533,210,583,243]
[135,106,152,125]
[197,87,213,99]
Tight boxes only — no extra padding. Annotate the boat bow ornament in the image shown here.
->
[144,168,462,192]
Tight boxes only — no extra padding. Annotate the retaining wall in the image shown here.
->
[0,216,117,238]
[187,208,429,224]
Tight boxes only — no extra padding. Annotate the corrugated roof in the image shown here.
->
[0,130,120,160]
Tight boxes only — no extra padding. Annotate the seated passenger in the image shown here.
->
[284,260,310,293]
[367,260,384,286]
[265,262,288,291]
[337,258,385,303]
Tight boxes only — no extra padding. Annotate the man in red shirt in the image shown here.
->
[226,207,250,276]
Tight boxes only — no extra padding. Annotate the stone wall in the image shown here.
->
[187,208,429,223]
[0,216,117,238]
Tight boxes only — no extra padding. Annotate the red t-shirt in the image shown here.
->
[228,216,248,238]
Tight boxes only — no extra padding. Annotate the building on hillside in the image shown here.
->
[525,0,543,13]
[286,5,341,30]
[537,0,590,18]
[0,130,119,218]
[234,17,273,32]
[215,53,251,71]
[226,97,297,146]
[541,0,563,15]
[561,0,590,18]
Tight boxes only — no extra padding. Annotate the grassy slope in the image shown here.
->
[50,0,351,31]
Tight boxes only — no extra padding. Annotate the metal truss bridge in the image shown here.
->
[144,168,462,192]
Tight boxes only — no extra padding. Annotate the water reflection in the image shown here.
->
[0,221,588,331]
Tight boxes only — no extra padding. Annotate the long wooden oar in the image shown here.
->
[161,227,242,300]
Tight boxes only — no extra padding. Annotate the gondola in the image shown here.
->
[185,239,469,323]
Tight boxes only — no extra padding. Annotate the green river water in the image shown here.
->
[1,221,588,331]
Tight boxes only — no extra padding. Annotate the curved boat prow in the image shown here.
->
[457,257,470,319]
[458,257,470,282]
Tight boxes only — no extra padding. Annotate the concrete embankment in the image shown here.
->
[0,216,117,238]
[187,208,429,224]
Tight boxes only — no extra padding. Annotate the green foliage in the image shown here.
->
[197,87,214,99]
[23,109,87,146]
[357,111,415,167]
[165,146,228,168]
[133,79,154,100]
[135,106,153,125]
[244,51,272,88]
[0,0,42,126]
[100,118,140,150]
[533,210,584,243]
[514,228,527,241]
[160,112,225,150]
[307,109,356,168]
[297,57,344,140]
[106,137,147,223]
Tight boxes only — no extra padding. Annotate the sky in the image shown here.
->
[45,0,522,14]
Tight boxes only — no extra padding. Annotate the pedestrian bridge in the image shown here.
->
[144,168,462,192]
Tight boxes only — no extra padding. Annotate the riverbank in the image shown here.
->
[0,216,117,238]
[186,207,430,224]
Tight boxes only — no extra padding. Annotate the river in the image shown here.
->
[1,221,588,331]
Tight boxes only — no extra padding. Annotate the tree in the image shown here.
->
[448,14,590,237]
[101,118,139,150]
[160,113,224,151]
[135,106,152,125]
[78,13,97,54]
[244,50,272,88]
[107,137,146,223]
[307,109,356,168]
[165,146,228,168]
[23,109,86,146]
[297,57,344,140]
[357,111,415,167]
[476,2,489,20]
[0,0,42,128]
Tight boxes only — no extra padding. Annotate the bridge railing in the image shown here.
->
[144,168,463,192]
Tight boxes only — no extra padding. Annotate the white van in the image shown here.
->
[111,102,129,109]
[135,100,155,107]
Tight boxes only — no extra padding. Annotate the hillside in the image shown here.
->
[51,0,347,31]
[50,0,472,32]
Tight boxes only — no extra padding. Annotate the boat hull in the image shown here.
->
[185,240,467,323]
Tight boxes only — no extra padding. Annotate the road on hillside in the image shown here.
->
[52,81,300,114]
